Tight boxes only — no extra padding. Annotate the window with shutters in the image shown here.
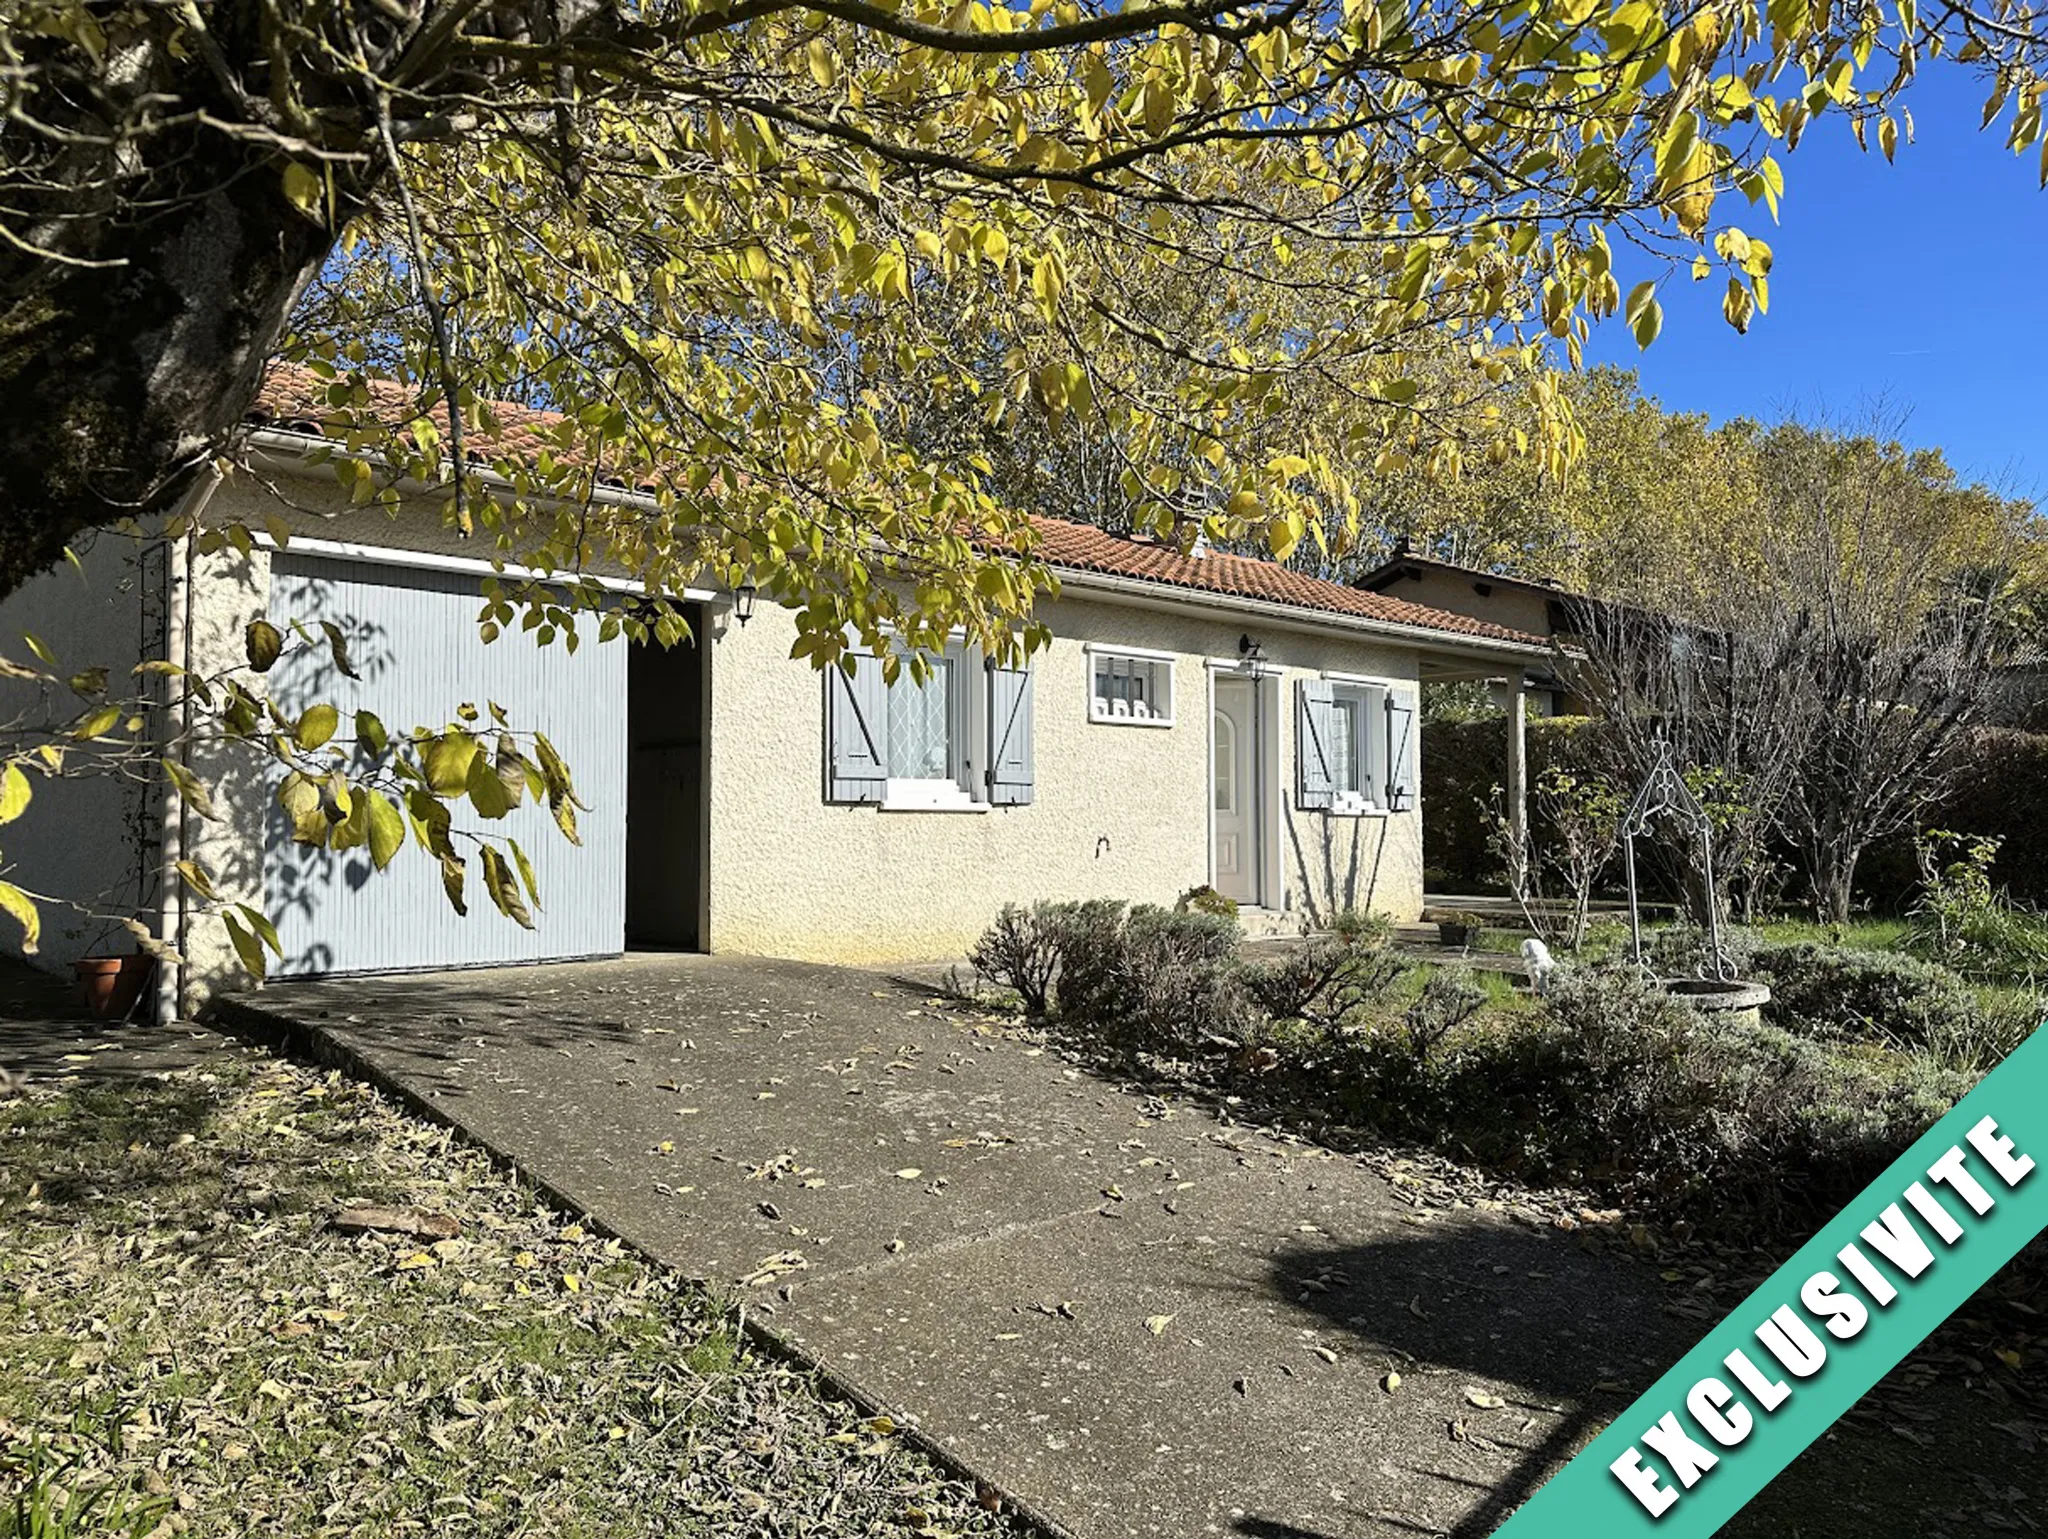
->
[1086,645,1174,726]
[825,639,1036,811]
[1324,686,1377,813]
[1297,676,1415,816]
[879,643,974,809]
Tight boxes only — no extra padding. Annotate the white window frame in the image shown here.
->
[1084,642,1175,728]
[1319,671,1393,818]
[879,638,990,813]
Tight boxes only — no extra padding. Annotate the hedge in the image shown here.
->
[1420,715,1608,891]
[1423,716,2048,912]
[1872,728,2048,911]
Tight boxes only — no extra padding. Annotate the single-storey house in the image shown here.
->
[0,378,1549,1015]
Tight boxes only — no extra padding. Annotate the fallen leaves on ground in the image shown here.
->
[0,1051,1024,1537]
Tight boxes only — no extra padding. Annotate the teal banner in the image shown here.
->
[1495,1021,2048,1537]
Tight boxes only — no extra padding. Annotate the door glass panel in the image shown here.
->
[1213,713,1235,812]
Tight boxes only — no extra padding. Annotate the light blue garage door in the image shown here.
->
[263,553,626,976]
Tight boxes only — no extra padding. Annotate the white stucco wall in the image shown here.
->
[179,531,277,999]
[705,592,1426,964]
[0,458,1444,987]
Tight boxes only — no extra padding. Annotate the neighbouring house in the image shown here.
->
[1352,542,1598,717]
[0,377,1549,1013]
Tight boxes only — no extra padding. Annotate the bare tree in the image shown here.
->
[1560,597,1809,925]
[1485,763,1621,952]
[1754,423,2021,922]
[1560,414,2032,924]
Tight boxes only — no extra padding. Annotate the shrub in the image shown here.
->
[1317,963,1967,1219]
[970,899,1246,1057]
[1924,986,2046,1073]
[1237,932,1408,1031]
[1401,967,1486,1063]
[1646,922,1761,979]
[1176,884,1240,920]
[1043,900,1160,1020]
[1094,905,1248,1055]
[968,903,1062,1015]
[1752,942,1979,1048]
[1499,966,1965,1212]
[1537,968,1787,1185]
[1904,829,2048,983]
[1788,1049,1975,1190]
[1328,908,1396,947]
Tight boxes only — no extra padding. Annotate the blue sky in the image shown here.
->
[1584,67,2046,500]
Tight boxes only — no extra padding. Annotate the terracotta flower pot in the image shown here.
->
[74,955,151,1020]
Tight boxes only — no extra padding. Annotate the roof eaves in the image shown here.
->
[1048,562,1553,656]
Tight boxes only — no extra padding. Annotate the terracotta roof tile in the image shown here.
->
[1025,518,1546,646]
[247,364,615,481]
[245,365,1544,648]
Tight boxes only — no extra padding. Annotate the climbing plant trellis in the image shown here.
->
[1619,742,1736,981]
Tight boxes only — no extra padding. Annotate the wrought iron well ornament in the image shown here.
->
[1619,742,1735,981]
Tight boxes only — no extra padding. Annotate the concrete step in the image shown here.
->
[1233,905,1299,941]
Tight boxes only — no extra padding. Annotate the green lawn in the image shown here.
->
[1749,917,1914,951]
[0,1055,1019,1538]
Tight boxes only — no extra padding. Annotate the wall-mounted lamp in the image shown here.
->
[734,582,758,627]
[1237,633,1263,662]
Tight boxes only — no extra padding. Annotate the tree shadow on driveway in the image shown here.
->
[1241,1224,2047,1539]
[1230,1222,1680,1539]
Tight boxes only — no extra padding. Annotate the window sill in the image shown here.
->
[879,779,987,813]
[1088,710,1174,729]
[1326,797,1390,819]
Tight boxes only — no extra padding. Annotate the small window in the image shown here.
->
[1088,648,1174,726]
[826,639,1036,810]
[1298,678,1384,814]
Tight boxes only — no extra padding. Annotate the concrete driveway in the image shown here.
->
[215,954,1681,1539]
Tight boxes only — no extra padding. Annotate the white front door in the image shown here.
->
[1212,676,1259,905]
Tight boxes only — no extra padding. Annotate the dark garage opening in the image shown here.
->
[626,607,709,949]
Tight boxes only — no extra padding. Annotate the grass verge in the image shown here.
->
[0,1050,1021,1539]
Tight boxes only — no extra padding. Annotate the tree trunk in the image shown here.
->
[0,172,342,597]
[1809,838,1862,925]
[0,12,381,601]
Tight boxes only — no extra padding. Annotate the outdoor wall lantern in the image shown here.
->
[1237,633,1264,662]
[733,582,758,627]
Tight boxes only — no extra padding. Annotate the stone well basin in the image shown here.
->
[1659,976,1772,1028]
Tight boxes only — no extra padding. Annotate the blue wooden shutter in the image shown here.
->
[1295,679,1336,810]
[825,648,886,804]
[985,659,1035,806]
[1384,688,1418,813]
